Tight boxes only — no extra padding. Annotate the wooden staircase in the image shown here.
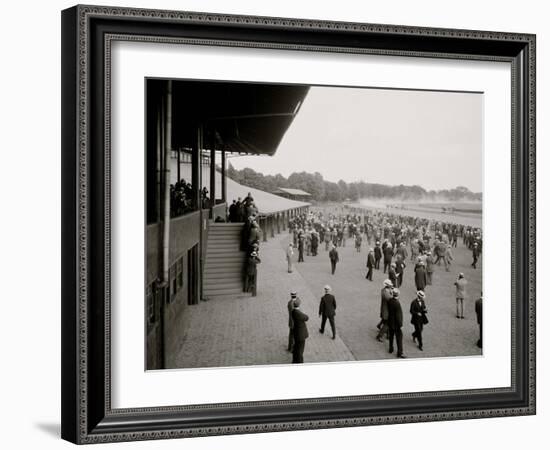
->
[203,223,248,299]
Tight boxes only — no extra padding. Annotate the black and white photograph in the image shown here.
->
[0,0,544,447]
[145,79,483,370]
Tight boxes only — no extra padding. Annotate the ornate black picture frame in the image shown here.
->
[61,4,536,444]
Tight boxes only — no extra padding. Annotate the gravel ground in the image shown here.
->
[283,232,482,361]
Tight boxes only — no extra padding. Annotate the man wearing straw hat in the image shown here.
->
[376,279,393,342]
[410,291,428,351]
[244,251,261,296]
[454,273,468,319]
[387,288,406,358]
[291,297,309,363]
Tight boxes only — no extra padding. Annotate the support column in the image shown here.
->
[282,211,286,231]
[190,124,203,305]
[161,80,172,286]
[209,146,216,217]
[191,131,200,211]
[176,147,181,183]
[221,150,227,202]
[160,80,173,369]
[262,217,267,242]
[155,98,162,222]
[197,125,204,303]
[270,216,275,238]
[276,213,281,234]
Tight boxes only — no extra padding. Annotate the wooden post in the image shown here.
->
[262,217,267,242]
[270,216,275,238]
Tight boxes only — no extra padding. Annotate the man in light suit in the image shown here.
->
[286,243,294,273]
[319,285,337,339]
[291,297,309,363]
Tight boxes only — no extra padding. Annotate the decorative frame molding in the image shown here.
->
[61,4,536,444]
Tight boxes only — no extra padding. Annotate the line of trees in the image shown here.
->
[226,163,482,203]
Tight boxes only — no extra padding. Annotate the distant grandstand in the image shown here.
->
[272,187,312,202]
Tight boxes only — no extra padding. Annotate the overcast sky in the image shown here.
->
[230,86,483,192]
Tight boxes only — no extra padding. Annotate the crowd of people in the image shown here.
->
[286,276,482,364]
[282,207,483,363]
[285,208,482,279]
[228,195,259,223]
[170,178,211,217]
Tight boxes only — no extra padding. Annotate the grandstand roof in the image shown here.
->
[148,80,310,156]
[225,178,310,215]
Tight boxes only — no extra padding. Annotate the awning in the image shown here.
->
[148,80,309,156]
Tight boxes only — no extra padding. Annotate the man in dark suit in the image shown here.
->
[244,251,261,296]
[329,244,339,275]
[383,243,393,273]
[414,261,427,292]
[388,262,397,288]
[366,248,375,281]
[376,279,393,341]
[475,295,483,348]
[374,242,382,270]
[472,243,480,269]
[387,288,406,358]
[287,291,297,352]
[228,200,237,222]
[291,297,309,363]
[410,290,428,351]
[298,233,305,263]
[319,285,337,339]
[395,255,406,288]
